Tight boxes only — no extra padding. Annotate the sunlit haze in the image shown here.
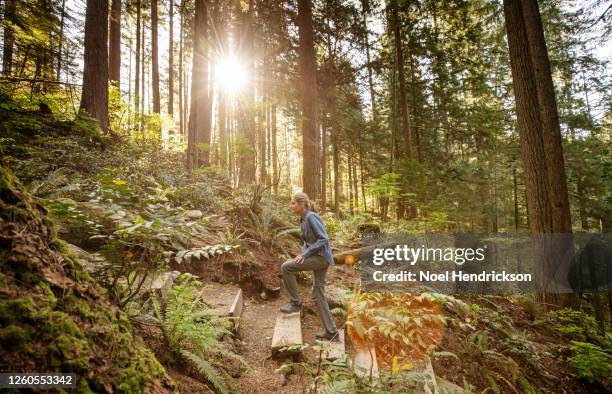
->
[215,56,249,93]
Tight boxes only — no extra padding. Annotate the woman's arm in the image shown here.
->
[302,214,330,258]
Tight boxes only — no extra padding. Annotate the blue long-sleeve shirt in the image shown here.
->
[301,210,334,266]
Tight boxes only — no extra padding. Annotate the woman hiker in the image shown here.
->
[279,192,339,342]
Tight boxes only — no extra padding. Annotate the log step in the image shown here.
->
[199,283,243,333]
[228,288,243,330]
[271,311,303,358]
[318,329,345,361]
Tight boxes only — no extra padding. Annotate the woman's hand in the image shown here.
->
[294,254,304,264]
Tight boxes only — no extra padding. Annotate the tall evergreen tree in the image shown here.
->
[151,0,161,114]
[80,0,109,132]
[187,0,210,169]
[109,0,122,83]
[297,0,320,200]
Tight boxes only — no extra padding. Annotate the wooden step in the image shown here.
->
[199,283,243,333]
[353,344,379,379]
[228,288,243,330]
[271,311,303,359]
[318,329,345,361]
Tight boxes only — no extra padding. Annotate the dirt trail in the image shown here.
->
[235,264,356,393]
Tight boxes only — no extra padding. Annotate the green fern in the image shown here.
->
[151,278,248,392]
[181,349,229,394]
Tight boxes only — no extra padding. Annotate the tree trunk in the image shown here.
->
[348,152,354,214]
[521,0,572,233]
[168,0,174,116]
[109,0,121,84]
[577,179,589,230]
[504,0,578,306]
[135,0,141,131]
[513,167,520,230]
[187,0,210,169]
[151,0,160,114]
[127,31,132,130]
[297,0,320,201]
[57,0,66,80]
[272,103,278,193]
[503,0,552,234]
[321,115,328,212]
[237,0,256,184]
[80,0,109,133]
[178,1,184,136]
[140,23,145,130]
[352,151,359,210]
[332,127,341,217]
[258,74,267,184]
[361,0,377,121]
[2,0,16,75]
[218,89,226,166]
[408,45,422,162]
[390,0,414,160]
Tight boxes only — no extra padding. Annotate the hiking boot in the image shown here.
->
[315,330,340,342]
[279,302,302,314]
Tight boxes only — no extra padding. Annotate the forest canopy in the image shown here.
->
[1,0,610,234]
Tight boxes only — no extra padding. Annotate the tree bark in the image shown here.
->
[390,0,414,160]
[321,115,328,212]
[352,151,359,209]
[504,0,578,306]
[151,0,160,114]
[272,103,278,193]
[134,0,141,131]
[503,0,552,234]
[187,0,210,169]
[361,0,377,122]
[297,0,320,201]
[237,0,256,184]
[57,0,67,80]
[140,22,145,129]
[178,0,184,136]
[168,0,174,116]
[521,0,572,233]
[80,0,109,133]
[109,0,122,84]
[332,127,341,217]
[2,0,16,76]
[513,167,520,230]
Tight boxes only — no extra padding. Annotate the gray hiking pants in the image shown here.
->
[281,255,338,335]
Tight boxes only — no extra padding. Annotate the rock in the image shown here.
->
[185,210,203,220]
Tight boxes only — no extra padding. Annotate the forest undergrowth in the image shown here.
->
[1,96,611,393]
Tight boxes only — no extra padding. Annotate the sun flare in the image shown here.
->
[215,56,248,93]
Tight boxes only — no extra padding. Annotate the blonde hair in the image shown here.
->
[292,191,317,212]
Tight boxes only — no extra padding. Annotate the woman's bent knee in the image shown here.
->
[281,260,294,273]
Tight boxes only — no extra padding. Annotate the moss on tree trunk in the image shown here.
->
[0,167,175,393]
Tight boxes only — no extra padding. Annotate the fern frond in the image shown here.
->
[210,347,250,369]
[181,350,229,394]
